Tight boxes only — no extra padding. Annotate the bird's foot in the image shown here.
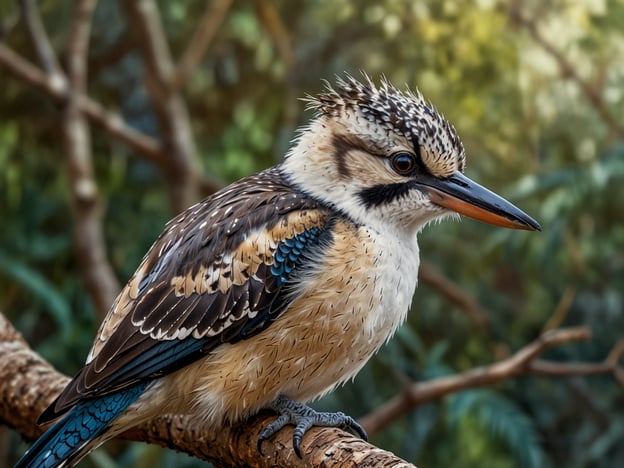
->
[257,395,368,458]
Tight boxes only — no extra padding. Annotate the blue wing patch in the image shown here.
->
[271,226,322,286]
[236,226,326,340]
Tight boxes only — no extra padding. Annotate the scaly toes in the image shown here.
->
[258,395,368,458]
[257,414,290,455]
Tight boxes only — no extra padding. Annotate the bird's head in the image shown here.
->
[283,75,541,235]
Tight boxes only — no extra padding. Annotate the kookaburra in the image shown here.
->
[16,75,540,467]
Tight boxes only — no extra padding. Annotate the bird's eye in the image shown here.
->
[390,152,417,175]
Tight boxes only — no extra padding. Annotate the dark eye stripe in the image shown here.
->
[357,182,415,208]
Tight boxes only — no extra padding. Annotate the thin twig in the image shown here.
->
[170,0,234,92]
[419,261,489,327]
[255,0,301,131]
[122,0,201,213]
[18,0,62,76]
[508,3,624,137]
[359,327,624,436]
[255,0,296,71]
[542,286,575,332]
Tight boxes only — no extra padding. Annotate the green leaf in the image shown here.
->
[450,389,544,468]
[0,250,71,333]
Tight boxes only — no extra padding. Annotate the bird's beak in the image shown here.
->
[416,171,541,231]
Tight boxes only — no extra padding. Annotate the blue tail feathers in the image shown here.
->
[15,383,147,468]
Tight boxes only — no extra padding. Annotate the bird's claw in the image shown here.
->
[257,395,368,458]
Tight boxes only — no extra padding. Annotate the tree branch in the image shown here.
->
[10,0,121,321]
[122,0,202,213]
[419,261,489,327]
[18,0,62,77]
[359,327,624,436]
[0,312,414,467]
[62,0,120,321]
[508,3,624,137]
[0,43,224,197]
[0,43,165,165]
[170,0,234,92]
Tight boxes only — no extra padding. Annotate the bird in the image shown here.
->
[16,74,540,467]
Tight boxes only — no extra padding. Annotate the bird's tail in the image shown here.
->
[15,383,146,468]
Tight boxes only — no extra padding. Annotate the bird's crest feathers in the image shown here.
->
[303,73,466,173]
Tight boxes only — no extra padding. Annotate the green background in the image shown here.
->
[1,0,623,466]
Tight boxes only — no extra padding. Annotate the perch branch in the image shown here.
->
[0,312,414,467]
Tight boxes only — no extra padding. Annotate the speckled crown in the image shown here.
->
[306,74,465,171]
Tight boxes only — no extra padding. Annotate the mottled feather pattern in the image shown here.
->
[39,166,330,423]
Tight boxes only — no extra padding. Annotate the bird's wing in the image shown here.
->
[39,167,331,424]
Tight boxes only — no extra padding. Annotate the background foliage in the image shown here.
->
[1,0,623,466]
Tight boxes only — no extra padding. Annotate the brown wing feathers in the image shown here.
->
[39,167,331,423]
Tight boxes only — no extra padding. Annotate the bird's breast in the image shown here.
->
[278,220,421,399]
